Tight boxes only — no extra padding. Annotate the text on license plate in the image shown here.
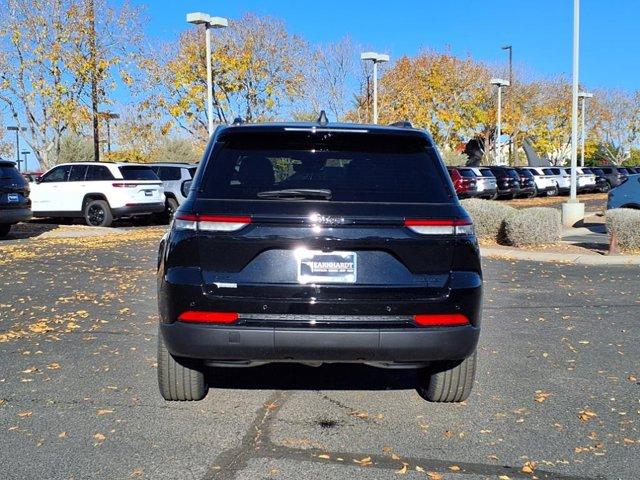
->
[296,250,356,284]
[7,193,19,203]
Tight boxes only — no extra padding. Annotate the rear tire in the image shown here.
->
[417,351,477,403]
[157,333,208,401]
[84,199,113,227]
[547,185,559,197]
[0,224,10,238]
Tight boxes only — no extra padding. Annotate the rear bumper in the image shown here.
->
[0,208,32,225]
[112,202,164,217]
[160,321,480,364]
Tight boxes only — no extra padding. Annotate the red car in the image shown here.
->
[447,167,477,199]
[22,171,42,183]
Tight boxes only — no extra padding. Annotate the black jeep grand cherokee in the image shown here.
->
[157,121,482,403]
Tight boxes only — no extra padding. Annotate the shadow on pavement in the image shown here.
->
[206,363,424,391]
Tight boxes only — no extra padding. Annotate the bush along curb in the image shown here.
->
[460,198,515,242]
[606,208,640,253]
[503,207,561,247]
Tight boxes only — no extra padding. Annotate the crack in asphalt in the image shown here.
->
[200,390,605,480]
[202,391,292,480]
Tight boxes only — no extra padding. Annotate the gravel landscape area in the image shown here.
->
[0,228,637,480]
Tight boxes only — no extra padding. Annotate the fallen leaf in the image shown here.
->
[94,433,106,442]
[318,454,330,459]
[522,460,537,473]
[395,463,408,474]
[449,465,461,472]
[58,431,66,438]
[47,363,60,370]
[415,466,425,473]
[97,409,114,415]
[17,411,32,417]
[578,409,597,421]
[353,456,372,466]
[534,391,550,403]
[427,472,443,480]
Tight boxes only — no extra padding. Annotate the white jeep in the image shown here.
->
[30,162,165,227]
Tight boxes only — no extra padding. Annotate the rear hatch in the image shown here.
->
[188,128,471,307]
[117,166,163,203]
[0,163,30,210]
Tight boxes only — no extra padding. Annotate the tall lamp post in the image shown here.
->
[578,91,593,167]
[490,78,510,165]
[360,52,390,124]
[186,12,228,137]
[562,0,585,227]
[7,126,27,172]
[99,111,120,156]
[21,151,30,171]
[502,45,513,161]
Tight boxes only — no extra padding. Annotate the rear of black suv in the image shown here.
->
[157,123,482,403]
[0,160,32,238]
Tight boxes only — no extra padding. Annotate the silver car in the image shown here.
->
[150,163,198,219]
[607,174,640,209]
[466,167,498,199]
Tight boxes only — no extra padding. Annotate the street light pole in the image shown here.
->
[491,78,510,165]
[360,52,390,124]
[578,92,593,167]
[21,151,30,171]
[7,126,26,172]
[99,112,120,156]
[187,12,229,136]
[562,0,585,227]
[502,45,513,162]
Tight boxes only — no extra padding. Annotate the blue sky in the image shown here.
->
[7,0,639,169]
[141,0,638,91]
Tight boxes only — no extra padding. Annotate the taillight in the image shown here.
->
[413,314,469,327]
[173,214,252,232]
[178,311,239,324]
[404,219,474,236]
[112,183,138,188]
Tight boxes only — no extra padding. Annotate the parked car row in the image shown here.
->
[0,161,199,235]
[446,165,638,200]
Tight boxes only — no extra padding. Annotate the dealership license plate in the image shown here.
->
[7,193,19,203]
[144,190,153,197]
[296,250,357,284]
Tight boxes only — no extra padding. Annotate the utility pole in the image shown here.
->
[89,0,100,162]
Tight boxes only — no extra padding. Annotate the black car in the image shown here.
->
[487,166,521,199]
[513,168,537,198]
[582,168,610,193]
[157,120,482,403]
[0,160,32,238]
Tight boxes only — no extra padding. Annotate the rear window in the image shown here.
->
[0,164,23,182]
[151,167,182,181]
[119,166,158,181]
[506,169,520,180]
[458,169,476,178]
[479,168,495,178]
[542,168,554,175]
[200,131,451,203]
[518,169,534,178]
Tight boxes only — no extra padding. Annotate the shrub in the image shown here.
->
[503,207,561,246]
[606,208,640,252]
[460,198,516,241]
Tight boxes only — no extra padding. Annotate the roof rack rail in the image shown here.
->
[389,121,413,128]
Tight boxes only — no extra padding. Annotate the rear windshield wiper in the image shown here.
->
[257,189,332,200]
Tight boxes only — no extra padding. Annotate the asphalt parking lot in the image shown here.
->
[0,228,638,480]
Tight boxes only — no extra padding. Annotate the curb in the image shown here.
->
[481,247,640,266]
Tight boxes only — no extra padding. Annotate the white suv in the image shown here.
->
[30,162,165,227]
[149,163,197,219]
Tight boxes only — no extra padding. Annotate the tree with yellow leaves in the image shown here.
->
[0,0,143,169]
[143,14,308,143]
